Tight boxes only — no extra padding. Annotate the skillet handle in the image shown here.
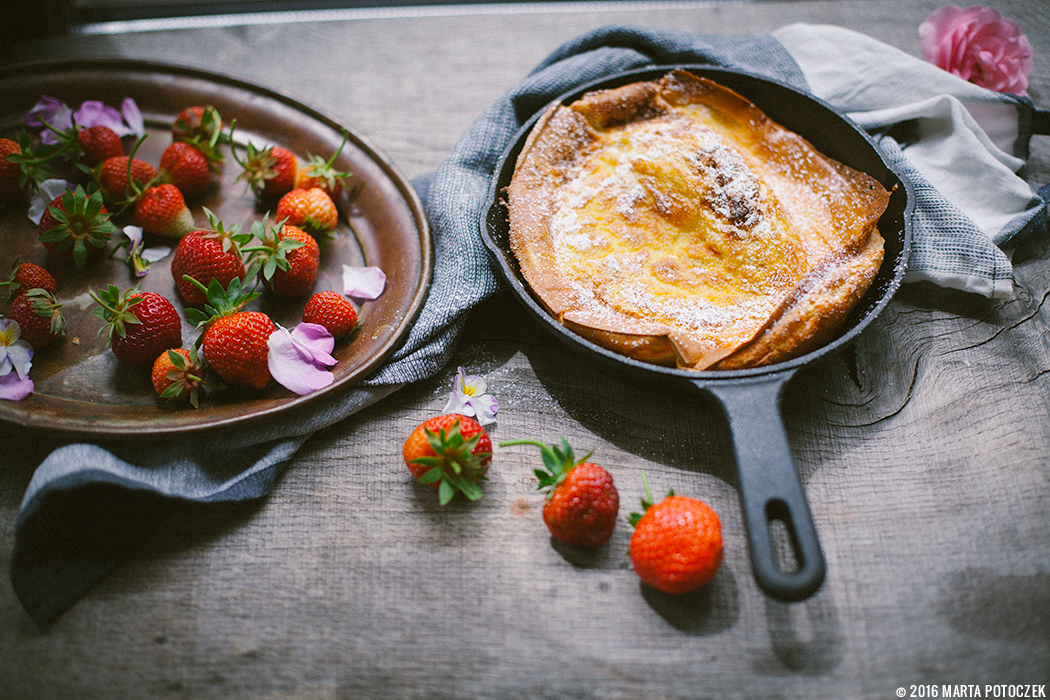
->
[702,375,826,601]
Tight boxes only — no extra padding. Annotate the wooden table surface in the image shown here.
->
[2,1,1050,698]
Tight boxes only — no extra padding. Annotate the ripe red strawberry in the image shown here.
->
[185,277,273,391]
[294,132,358,201]
[77,125,124,169]
[5,288,66,349]
[170,211,248,304]
[403,413,492,505]
[97,154,156,206]
[245,218,319,298]
[90,285,182,367]
[628,474,723,595]
[133,183,194,239]
[152,346,218,408]
[172,105,224,146]
[501,438,619,547]
[38,185,118,269]
[159,141,214,199]
[1,258,57,303]
[231,123,297,199]
[0,137,25,202]
[302,290,358,339]
[276,187,338,238]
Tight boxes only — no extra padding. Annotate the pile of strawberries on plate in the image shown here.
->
[0,99,365,407]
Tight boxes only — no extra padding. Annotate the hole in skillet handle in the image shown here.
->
[480,65,914,603]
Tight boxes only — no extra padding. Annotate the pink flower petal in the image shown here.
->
[120,97,145,137]
[26,95,72,143]
[73,100,125,132]
[0,372,33,401]
[267,324,337,396]
[342,265,386,300]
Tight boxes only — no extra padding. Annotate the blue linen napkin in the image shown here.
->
[9,24,1047,628]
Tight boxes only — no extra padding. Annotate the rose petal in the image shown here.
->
[267,325,336,396]
[73,100,125,132]
[120,97,145,137]
[291,323,337,366]
[342,265,386,300]
[0,372,33,401]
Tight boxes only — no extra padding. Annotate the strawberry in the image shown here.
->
[152,346,219,408]
[403,413,492,505]
[90,285,182,367]
[5,288,66,349]
[231,122,297,198]
[97,153,156,207]
[38,184,118,269]
[0,137,25,202]
[159,141,214,199]
[294,131,358,201]
[245,217,319,298]
[628,473,723,595]
[172,106,227,153]
[276,187,338,238]
[170,209,249,305]
[185,277,273,391]
[500,438,619,547]
[302,290,358,339]
[133,183,195,239]
[76,125,125,169]
[1,257,57,303]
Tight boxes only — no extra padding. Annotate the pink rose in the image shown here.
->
[919,5,1033,95]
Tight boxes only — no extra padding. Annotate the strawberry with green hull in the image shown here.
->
[500,438,619,548]
[170,209,249,305]
[1,258,57,303]
[90,285,182,367]
[38,184,119,269]
[231,121,298,199]
[276,187,338,239]
[403,414,492,505]
[5,288,66,349]
[302,290,357,339]
[185,277,274,391]
[133,183,195,239]
[628,473,723,595]
[171,106,227,160]
[152,346,221,408]
[245,216,319,298]
[96,152,157,208]
[294,130,358,201]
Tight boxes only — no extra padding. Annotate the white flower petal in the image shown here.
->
[28,179,70,225]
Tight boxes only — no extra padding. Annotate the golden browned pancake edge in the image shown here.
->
[506,69,890,371]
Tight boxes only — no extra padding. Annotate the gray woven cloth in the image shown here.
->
[10,23,1047,628]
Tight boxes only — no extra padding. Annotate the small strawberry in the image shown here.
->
[294,131,358,201]
[5,288,66,349]
[152,346,220,408]
[133,183,195,239]
[37,184,118,269]
[1,257,57,303]
[76,125,125,169]
[90,285,183,367]
[231,121,298,199]
[403,413,492,505]
[244,216,319,298]
[172,106,227,154]
[0,137,26,202]
[628,473,723,595]
[96,153,157,207]
[276,187,338,238]
[170,209,249,305]
[185,277,273,391]
[500,438,619,547]
[302,290,358,339]
[159,141,215,199]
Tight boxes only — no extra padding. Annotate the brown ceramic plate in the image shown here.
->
[0,59,432,438]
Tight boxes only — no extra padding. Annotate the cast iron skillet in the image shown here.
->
[481,65,914,602]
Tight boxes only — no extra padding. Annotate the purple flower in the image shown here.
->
[26,95,146,143]
[442,366,499,425]
[267,322,338,395]
[120,225,171,278]
[0,319,34,402]
[919,5,1033,95]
